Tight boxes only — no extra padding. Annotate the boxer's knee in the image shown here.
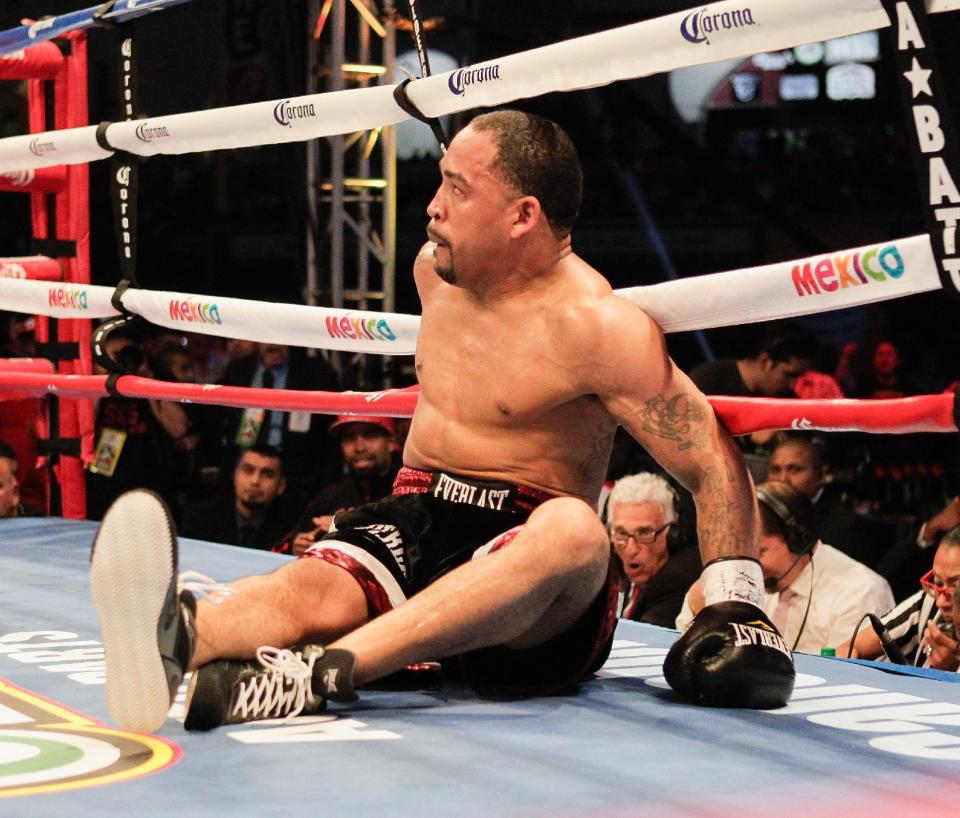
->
[271,556,369,636]
[525,497,609,574]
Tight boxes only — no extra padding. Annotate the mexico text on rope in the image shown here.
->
[0,235,945,352]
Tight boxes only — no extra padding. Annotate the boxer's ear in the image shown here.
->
[509,196,542,239]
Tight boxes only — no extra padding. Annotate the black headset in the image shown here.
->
[756,484,817,555]
[757,483,818,652]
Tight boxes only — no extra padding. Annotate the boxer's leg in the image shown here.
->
[191,558,368,668]
[91,490,368,731]
[332,496,610,685]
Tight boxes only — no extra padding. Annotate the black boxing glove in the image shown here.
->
[664,558,795,709]
[664,600,795,708]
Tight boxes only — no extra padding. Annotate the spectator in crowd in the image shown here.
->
[678,481,894,654]
[153,346,199,385]
[877,495,960,602]
[180,445,293,550]
[0,441,38,518]
[0,312,36,357]
[608,472,700,628]
[841,526,960,669]
[690,320,817,482]
[766,435,888,568]
[215,343,340,496]
[793,369,845,399]
[837,338,919,399]
[690,320,816,399]
[86,328,191,520]
[279,415,401,556]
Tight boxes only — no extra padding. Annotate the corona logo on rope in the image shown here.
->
[168,299,222,325]
[47,286,88,310]
[325,314,397,343]
[0,677,180,799]
[791,244,905,297]
[447,64,501,97]
[679,6,757,45]
[28,138,56,158]
[273,99,317,128]
[135,122,170,143]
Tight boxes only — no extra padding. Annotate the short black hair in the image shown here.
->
[776,434,826,472]
[236,444,285,476]
[0,441,16,462]
[757,481,817,552]
[469,110,583,236]
[752,320,817,364]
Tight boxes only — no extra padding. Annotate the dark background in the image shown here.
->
[1,0,959,380]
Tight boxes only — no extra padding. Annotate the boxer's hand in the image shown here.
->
[664,601,795,709]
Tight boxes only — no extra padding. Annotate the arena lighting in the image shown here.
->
[779,74,820,102]
[342,63,387,76]
[826,63,876,101]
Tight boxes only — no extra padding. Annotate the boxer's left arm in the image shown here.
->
[591,297,793,708]
[591,300,756,568]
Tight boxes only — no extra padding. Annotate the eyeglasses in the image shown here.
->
[920,569,960,597]
[610,522,673,547]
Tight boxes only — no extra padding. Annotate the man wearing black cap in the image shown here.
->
[280,415,401,556]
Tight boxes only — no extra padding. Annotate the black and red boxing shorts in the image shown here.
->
[301,467,618,696]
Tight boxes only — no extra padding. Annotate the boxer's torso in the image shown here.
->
[405,250,629,504]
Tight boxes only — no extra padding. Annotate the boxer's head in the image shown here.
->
[426,111,582,285]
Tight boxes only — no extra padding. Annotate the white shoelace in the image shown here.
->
[231,647,321,722]
[177,570,234,604]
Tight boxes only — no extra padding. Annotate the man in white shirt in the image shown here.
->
[677,481,894,654]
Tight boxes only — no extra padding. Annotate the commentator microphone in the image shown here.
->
[868,614,909,665]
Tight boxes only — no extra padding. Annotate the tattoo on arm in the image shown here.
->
[640,393,707,451]
[696,462,745,559]
[578,417,617,483]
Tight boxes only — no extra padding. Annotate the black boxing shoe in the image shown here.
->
[184,645,358,731]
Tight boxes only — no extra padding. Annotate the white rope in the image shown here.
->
[2,0,960,172]
[0,233,941,353]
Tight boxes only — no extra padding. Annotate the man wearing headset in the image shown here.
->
[678,481,894,653]
[607,472,701,628]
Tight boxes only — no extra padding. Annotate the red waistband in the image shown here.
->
[393,467,555,514]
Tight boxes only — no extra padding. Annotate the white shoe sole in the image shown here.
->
[90,490,177,732]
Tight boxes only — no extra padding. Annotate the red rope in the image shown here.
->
[0,370,955,434]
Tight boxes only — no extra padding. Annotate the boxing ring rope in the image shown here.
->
[0,233,940,350]
[0,256,62,281]
[2,0,960,174]
[0,365,955,436]
[0,0,197,56]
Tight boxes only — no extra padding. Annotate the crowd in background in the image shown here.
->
[1,310,959,665]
